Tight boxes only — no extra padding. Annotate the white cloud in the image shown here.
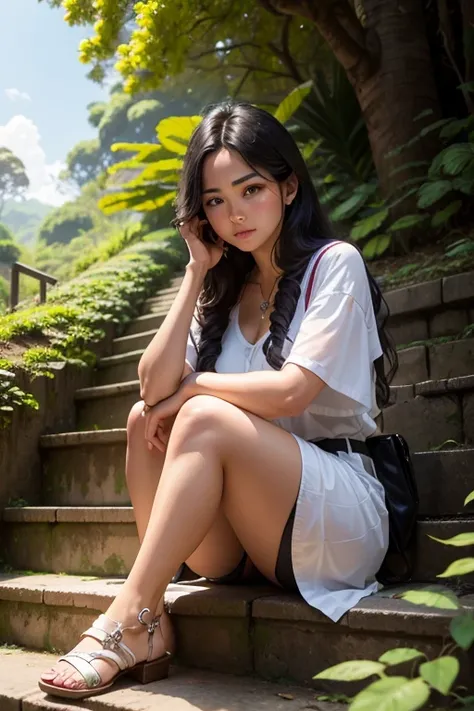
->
[0,115,77,206]
[5,88,32,102]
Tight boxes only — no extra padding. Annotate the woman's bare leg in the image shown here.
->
[40,395,302,691]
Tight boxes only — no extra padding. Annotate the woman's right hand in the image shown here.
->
[178,216,226,271]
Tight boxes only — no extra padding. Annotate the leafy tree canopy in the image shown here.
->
[0,148,29,218]
[41,0,326,97]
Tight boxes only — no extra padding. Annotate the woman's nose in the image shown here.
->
[229,214,246,224]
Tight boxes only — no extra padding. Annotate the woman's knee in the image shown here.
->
[127,400,146,439]
[173,395,231,440]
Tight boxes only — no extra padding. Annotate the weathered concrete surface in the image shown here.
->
[0,648,342,711]
[96,350,143,386]
[75,382,140,430]
[124,312,166,336]
[40,430,129,506]
[382,393,463,451]
[1,575,474,693]
[112,330,155,356]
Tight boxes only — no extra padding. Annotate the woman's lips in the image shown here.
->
[234,229,256,239]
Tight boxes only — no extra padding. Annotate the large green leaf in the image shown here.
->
[330,184,377,221]
[417,180,453,208]
[351,209,389,240]
[351,677,429,711]
[388,214,427,232]
[429,532,474,546]
[438,143,474,176]
[98,188,175,215]
[378,648,425,666]
[274,80,313,124]
[362,235,391,260]
[399,588,459,610]
[465,491,474,506]
[450,614,474,650]
[431,200,462,228]
[437,558,474,578]
[419,656,459,695]
[313,660,385,681]
[157,116,202,155]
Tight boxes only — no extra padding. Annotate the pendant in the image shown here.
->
[260,300,269,313]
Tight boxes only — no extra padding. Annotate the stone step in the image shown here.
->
[394,337,474,385]
[384,270,474,346]
[112,329,157,356]
[0,647,333,711]
[40,429,129,506]
[75,381,139,429]
[123,311,167,337]
[74,375,474,449]
[2,506,474,582]
[385,374,474,451]
[98,336,474,390]
[143,295,179,313]
[95,349,144,386]
[0,573,473,691]
[38,428,474,515]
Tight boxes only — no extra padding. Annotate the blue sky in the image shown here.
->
[0,0,110,205]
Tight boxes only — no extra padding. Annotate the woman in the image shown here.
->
[39,101,397,699]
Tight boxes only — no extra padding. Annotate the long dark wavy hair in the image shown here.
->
[173,101,397,410]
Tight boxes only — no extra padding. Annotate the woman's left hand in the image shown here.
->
[142,373,198,452]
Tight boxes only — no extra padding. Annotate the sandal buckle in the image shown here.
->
[103,625,123,649]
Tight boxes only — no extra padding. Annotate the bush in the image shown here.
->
[0,230,187,423]
[37,202,95,245]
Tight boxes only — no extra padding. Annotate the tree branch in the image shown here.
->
[267,16,304,83]
[189,42,263,61]
[257,0,378,82]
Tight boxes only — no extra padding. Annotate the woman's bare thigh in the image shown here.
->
[170,395,303,584]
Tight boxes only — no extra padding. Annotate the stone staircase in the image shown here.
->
[1,269,474,708]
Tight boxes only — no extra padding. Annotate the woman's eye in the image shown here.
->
[245,185,260,196]
[206,197,222,207]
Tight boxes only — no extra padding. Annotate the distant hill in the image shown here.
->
[1,199,54,245]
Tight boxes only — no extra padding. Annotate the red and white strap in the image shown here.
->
[304,241,342,310]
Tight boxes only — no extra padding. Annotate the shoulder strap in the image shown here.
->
[304,241,342,310]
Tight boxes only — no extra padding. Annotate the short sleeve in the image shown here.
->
[282,243,383,415]
[185,314,202,371]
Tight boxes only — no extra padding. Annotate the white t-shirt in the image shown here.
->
[185,241,383,441]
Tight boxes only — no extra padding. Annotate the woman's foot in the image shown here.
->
[39,605,175,692]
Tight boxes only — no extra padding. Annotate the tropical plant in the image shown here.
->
[98,82,312,217]
[313,488,474,710]
[0,148,29,218]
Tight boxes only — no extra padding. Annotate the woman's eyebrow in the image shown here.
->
[202,172,259,194]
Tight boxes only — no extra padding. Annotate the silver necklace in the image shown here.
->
[257,274,280,320]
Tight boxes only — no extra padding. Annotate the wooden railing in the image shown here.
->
[9,262,57,311]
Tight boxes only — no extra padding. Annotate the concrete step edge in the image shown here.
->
[75,380,140,400]
[113,329,157,345]
[3,506,474,527]
[0,648,345,711]
[75,375,474,403]
[1,506,135,523]
[0,573,473,636]
[40,428,126,448]
[98,349,145,367]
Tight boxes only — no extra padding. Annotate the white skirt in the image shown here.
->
[289,435,390,623]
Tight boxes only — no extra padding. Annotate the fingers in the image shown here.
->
[143,411,167,453]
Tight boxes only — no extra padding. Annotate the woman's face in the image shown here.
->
[201,148,297,253]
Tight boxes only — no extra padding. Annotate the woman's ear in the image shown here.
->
[284,173,299,205]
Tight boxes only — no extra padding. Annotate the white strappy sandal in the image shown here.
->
[38,607,172,700]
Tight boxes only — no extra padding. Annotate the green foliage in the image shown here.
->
[0,369,39,427]
[313,488,474,710]
[0,223,21,264]
[99,85,309,217]
[0,148,29,214]
[38,201,95,245]
[0,230,187,422]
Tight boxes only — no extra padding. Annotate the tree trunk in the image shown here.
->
[329,1,442,205]
[266,0,443,228]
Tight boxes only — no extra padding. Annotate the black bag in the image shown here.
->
[365,433,419,585]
